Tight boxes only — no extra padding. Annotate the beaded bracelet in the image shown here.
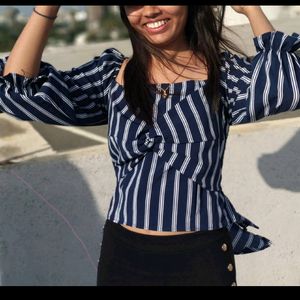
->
[33,8,57,20]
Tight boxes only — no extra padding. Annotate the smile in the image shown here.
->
[145,19,169,29]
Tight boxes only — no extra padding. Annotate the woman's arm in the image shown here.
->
[231,6,275,37]
[0,7,125,127]
[3,5,60,77]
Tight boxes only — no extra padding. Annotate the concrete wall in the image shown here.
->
[224,6,300,26]
[0,146,114,286]
[225,119,300,286]
[1,118,300,286]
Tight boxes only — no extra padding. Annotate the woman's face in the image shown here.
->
[124,6,189,51]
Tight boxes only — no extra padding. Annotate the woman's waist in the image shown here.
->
[121,224,197,236]
[104,219,230,253]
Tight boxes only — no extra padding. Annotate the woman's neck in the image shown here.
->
[149,52,208,85]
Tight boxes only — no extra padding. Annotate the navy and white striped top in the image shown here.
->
[1,31,300,254]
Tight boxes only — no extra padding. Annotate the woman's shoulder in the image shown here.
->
[89,48,128,83]
[95,48,127,67]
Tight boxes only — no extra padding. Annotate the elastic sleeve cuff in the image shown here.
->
[253,31,300,53]
[0,57,54,93]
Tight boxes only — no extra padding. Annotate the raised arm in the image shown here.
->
[0,6,125,127]
[3,6,60,77]
[231,6,275,37]
[221,6,300,125]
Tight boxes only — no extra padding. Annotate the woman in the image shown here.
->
[0,6,299,286]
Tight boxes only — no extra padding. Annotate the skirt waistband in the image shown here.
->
[103,219,232,253]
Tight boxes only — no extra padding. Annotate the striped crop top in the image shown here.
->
[1,31,300,254]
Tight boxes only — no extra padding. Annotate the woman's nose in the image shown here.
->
[143,6,162,19]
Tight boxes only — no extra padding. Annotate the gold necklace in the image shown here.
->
[156,52,194,99]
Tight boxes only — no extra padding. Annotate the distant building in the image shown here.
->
[0,6,20,27]
[86,6,104,34]
[86,6,119,34]
[74,10,87,22]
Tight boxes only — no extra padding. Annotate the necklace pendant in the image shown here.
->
[162,89,168,98]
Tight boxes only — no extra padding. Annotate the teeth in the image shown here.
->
[146,19,168,29]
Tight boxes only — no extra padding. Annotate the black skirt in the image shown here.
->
[97,220,237,286]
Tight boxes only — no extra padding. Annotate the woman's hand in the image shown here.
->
[230,6,275,37]
[231,6,261,16]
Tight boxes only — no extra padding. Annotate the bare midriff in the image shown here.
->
[121,224,196,236]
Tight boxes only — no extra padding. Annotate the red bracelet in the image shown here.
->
[33,8,57,20]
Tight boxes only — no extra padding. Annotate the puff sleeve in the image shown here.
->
[221,31,300,125]
[0,48,124,126]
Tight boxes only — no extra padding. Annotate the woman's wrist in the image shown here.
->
[33,6,60,19]
[240,6,263,17]
[243,6,275,37]
[33,8,57,20]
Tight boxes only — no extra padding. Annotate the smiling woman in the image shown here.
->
[119,6,249,127]
[124,6,188,50]
[0,5,300,286]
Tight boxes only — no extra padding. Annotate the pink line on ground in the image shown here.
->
[10,169,97,272]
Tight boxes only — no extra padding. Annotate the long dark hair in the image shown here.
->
[119,6,246,126]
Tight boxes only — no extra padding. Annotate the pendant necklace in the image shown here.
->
[155,52,194,99]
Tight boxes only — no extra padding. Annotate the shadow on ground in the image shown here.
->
[0,159,106,286]
[257,129,300,192]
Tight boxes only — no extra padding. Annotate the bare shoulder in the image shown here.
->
[115,58,130,86]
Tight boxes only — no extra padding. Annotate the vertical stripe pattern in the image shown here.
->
[1,32,299,254]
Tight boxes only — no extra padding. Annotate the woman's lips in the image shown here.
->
[144,19,170,34]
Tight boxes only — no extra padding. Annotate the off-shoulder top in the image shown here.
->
[1,31,299,254]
